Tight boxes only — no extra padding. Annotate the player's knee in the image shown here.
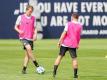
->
[72,58,78,66]
[59,53,65,57]
[58,55,64,60]
[25,45,32,51]
[73,62,78,66]
[55,55,63,65]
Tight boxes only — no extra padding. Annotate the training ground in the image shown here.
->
[0,39,107,80]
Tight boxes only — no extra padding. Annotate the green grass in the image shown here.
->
[0,39,107,80]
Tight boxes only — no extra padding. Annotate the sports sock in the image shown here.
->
[74,68,78,78]
[33,60,39,67]
[23,66,27,71]
[53,65,58,76]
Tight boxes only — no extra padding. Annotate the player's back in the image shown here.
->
[63,21,82,48]
[67,21,82,39]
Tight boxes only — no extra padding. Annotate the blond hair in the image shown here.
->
[26,5,34,11]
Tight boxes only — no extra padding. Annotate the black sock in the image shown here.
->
[33,61,39,67]
[23,66,27,71]
[53,65,58,75]
[74,68,78,78]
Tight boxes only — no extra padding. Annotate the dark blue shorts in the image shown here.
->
[59,46,77,58]
[20,39,34,50]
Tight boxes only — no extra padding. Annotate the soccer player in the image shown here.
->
[14,5,40,74]
[53,13,82,79]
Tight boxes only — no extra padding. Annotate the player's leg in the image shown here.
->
[72,58,78,78]
[22,50,29,74]
[25,43,39,67]
[53,46,68,77]
[21,39,39,67]
[69,48,78,79]
[53,55,63,77]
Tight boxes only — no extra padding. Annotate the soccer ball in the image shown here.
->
[36,66,45,74]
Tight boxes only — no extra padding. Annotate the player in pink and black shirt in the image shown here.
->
[14,5,40,74]
[53,13,82,80]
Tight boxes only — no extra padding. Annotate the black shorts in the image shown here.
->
[20,39,34,50]
[59,46,77,58]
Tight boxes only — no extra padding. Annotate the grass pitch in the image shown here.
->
[0,39,107,80]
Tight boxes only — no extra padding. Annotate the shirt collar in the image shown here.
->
[72,20,78,24]
[24,14,31,18]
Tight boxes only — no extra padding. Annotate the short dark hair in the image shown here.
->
[72,13,79,19]
[26,5,34,11]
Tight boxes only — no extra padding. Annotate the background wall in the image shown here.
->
[0,0,107,39]
[0,0,28,39]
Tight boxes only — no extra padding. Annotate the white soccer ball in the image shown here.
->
[36,66,45,74]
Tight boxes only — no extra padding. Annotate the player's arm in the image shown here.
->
[14,16,24,34]
[58,31,67,47]
[77,25,83,48]
[58,23,68,47]
[33,27,37,41]
[14,24,24,34]
[33,19,37,41]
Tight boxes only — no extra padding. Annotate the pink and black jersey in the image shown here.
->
[18,14,35,39]
[62,21,82,48]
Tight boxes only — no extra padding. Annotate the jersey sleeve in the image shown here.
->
[15,15,21,25]
[64,23,68,32]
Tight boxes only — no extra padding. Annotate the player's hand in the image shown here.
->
[33,37,37,41]
[19,30,24,34]
[57,42,61,48]
[77,46,79,49]
[33,34,37,41]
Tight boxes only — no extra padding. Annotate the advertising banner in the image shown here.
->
[38,0,107,38]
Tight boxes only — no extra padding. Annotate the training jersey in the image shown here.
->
[15,14,36,40]
[62,21,82,48]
